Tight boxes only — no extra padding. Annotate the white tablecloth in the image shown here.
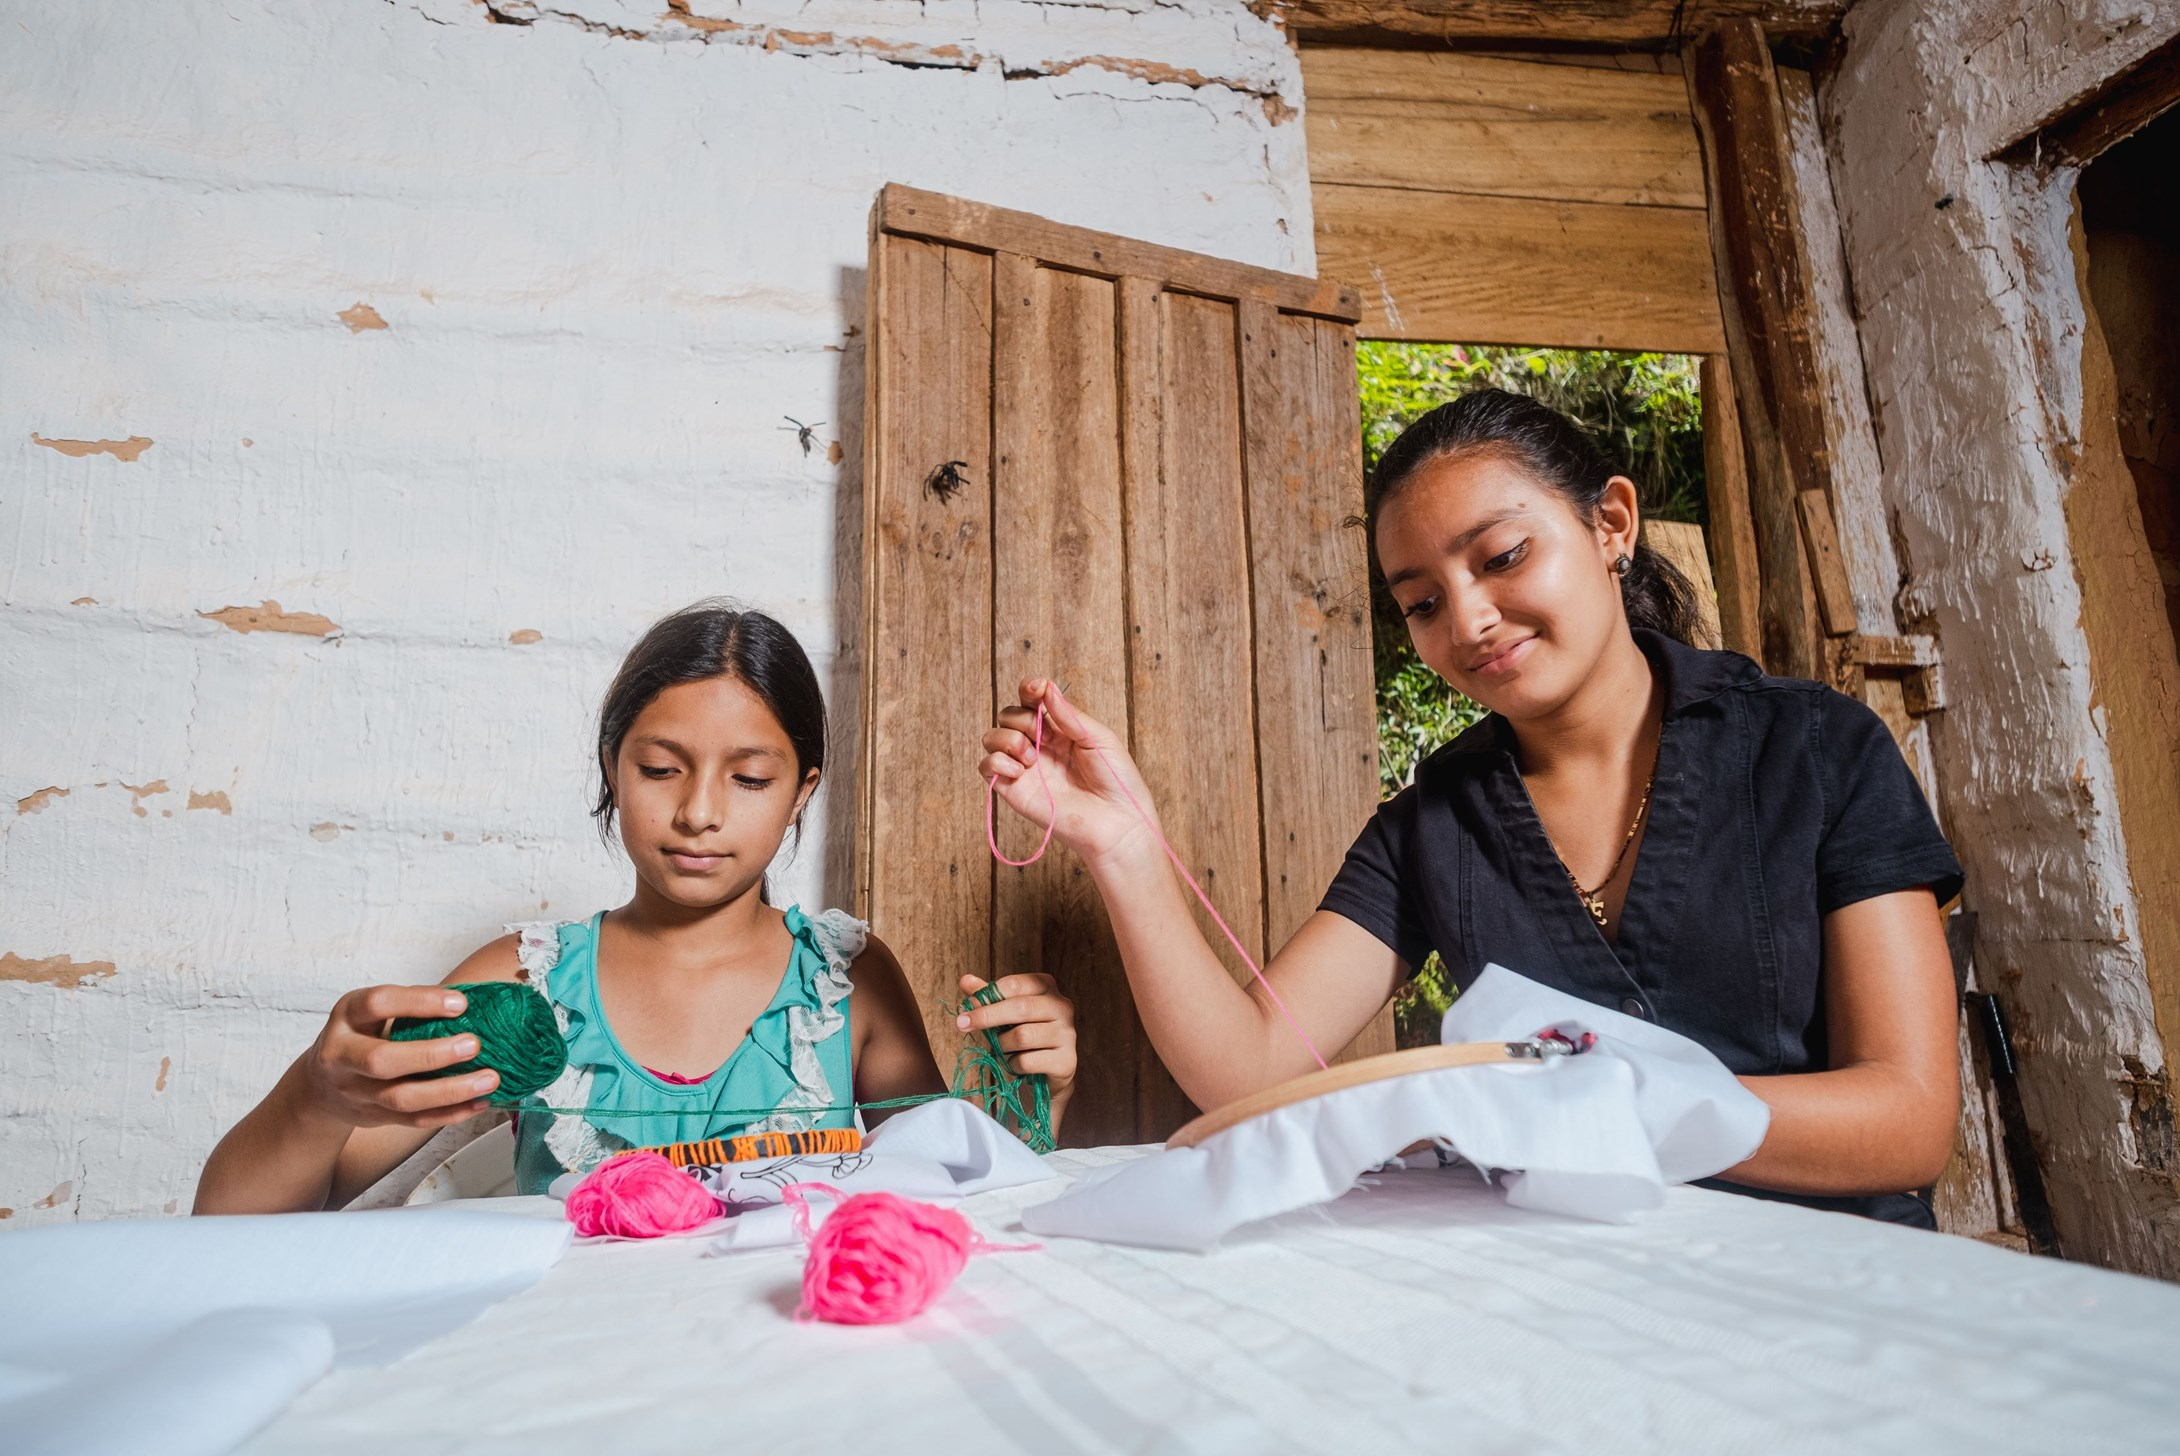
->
[246,1147,2180,1455]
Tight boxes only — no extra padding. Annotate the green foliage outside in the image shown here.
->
[1359,343,1708,1044]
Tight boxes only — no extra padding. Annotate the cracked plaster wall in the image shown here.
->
[1823,0,2180,1275]
[0,0,1311,1224]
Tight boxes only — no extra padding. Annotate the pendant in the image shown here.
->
[1584,893,1608,929]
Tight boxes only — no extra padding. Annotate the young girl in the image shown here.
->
[978,389,1962,1227]
[197,603,1077,1213]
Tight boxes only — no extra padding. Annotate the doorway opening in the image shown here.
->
[1361,343,1713,1044]
[2079,107,2180,649]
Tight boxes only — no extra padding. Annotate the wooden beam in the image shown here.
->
[1316,182,1723,351]
[1794,488,1858,637]
[1301,48,1708,208]
[1687,19,1838,679]
[1699,355,1764,660]
[2001,32,2180,170]
[877,185,1361,323]
[1264,1,1848,47]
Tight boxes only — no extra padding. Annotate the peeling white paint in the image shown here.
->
[1824,0,2180,1277]
[0,0,1312,1225]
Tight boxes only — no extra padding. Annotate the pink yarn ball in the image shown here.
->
[564,1151,720,1238]
[787,1186,978,1325]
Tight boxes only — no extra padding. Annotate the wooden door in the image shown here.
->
[856,185,1394,1146]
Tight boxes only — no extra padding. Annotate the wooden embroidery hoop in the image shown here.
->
[1165,1040,1560,1149]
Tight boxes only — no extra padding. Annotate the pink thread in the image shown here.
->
[986,699,1329,1071]
[986,704,1056,867]
[780,1182,1036,1325]
[564,1151,721,1238]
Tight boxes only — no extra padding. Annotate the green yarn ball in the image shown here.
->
[389,981,568,1105]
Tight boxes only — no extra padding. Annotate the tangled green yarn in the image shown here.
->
[389,981,568,1105]
[953,982,1056,1154]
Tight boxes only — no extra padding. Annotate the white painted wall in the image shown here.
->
[0,0,1312,1224]
[1823,0,2180,1275]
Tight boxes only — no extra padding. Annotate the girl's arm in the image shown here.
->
[1723,888,1961,1193]
[981,680,1405,1111]
[193,939,524,1214]
[847,934,950,1125]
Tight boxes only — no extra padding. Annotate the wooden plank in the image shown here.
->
[2001,32,2180,169]
[1268,0,1849,45]
[1113,276,1195,1140]
[877,184,1361,323]
[1641,520,1723,651]
[1237,300,1395,1064]
[1843,634,1940,669]
[1122,288,1269,1138]
[1301,48,1707,208]
[988,254,1138,1147]
[1794,488,1858,637]
[1778,65,1902,635]
[1315,182,1724,352]
[1699,355,1764,660]
[1687,21,1828,679]
[863,236,997,1063]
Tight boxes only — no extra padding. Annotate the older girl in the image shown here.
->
[200,603,1076,1212]
[978,389,1960,1226]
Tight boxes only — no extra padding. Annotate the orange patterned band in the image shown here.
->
[647,1126,864,1168]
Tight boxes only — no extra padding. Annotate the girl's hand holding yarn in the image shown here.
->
[289,984,508,1131]
[954,971,1076,1105]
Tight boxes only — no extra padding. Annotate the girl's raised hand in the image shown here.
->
[293,985,501,1130]
[956,972,1076,1112]
[979,679,1157,868]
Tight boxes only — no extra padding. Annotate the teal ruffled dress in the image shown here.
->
[508,906,862,1195]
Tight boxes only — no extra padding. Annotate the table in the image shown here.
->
[247,1146,2180,1454]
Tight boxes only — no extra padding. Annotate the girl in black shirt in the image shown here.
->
[977,389,1963,1225]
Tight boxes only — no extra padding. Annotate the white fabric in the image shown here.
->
[242,1157,2180,1455]
[557,1097,1053,1251]
[0,1206,570,1456]
[1440,963,1772,1184]
[1022,965,1767,1249]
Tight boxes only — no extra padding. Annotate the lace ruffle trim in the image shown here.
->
[748,908,864,1134]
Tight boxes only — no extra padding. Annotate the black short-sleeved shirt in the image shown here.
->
[1320,630,1963,1225]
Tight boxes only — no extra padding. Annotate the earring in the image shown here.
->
[1613,553,1632,576]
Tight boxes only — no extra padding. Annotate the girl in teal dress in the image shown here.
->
[197,603,1079,1211]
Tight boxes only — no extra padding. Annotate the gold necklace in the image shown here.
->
[1545,771,1656,931]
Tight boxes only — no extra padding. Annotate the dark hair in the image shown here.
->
[592,601,827,844]
[1366,388,1703,646]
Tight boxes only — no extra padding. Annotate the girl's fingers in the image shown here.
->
[1009,1050,1074,1080]
[997,1022,1064,1054]
[1029,680,1113,751]
[957,993,1068,1034]
[344,983,467,1030]
[978,752,1026,785]
[991,973,1058,1001]
[981,726,1037,764]
[377,1068,498,1114]
[355,1032,481,1082]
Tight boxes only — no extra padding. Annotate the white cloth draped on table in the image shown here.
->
[0,1206,570,1456]
[694,1097,1059,1252]
[1020,965,1770,1251]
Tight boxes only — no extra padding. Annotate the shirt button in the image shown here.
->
[1620,998,1648,1019]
